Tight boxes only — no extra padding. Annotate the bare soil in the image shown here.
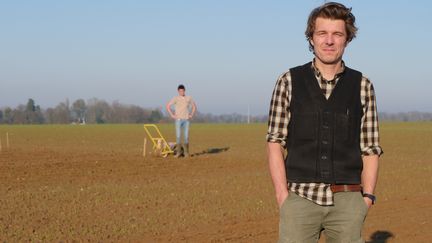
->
[0,123,431,242]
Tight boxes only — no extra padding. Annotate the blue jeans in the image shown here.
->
[175,119,190,144]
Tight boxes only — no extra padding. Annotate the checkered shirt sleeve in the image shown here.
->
[360,77,384,156]
[266,72,291,148]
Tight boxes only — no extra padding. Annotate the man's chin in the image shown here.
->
[317,57,342,65]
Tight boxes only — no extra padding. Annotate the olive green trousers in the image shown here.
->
[278,192,369,243]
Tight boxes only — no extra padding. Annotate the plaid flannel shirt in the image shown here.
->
[266,60,383,205]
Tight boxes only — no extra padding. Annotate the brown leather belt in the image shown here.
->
[330,184,362,193]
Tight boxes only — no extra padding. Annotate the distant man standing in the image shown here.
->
[266,2,383,242]
[166,84,197,157]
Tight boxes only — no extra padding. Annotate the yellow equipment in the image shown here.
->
[143,124,174,157]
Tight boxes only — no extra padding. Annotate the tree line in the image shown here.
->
[1,98,430,124]
[378,111,432,122]
[0,98,268,125]
[0,98,163,124]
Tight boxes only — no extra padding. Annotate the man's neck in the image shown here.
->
[314,59,343,81]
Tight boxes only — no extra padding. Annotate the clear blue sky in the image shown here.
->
[1,0,431,115]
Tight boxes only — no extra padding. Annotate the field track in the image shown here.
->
[0,122,431,242]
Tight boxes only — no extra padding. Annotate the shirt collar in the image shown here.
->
[311,59,346,83]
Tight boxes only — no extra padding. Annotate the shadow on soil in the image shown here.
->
[366,231,395,243]
[191,147,230,157]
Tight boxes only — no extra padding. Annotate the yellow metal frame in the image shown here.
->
[144,124,174,157]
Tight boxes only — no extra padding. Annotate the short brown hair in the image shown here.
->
[305,2,358,51]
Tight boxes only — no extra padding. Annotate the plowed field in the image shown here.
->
[0,123,431,242]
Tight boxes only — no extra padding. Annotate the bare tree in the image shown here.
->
[86,98,112,124]
[72,99,87,123]
[51,101,71,124]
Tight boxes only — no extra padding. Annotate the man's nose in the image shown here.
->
[325,35,334,45]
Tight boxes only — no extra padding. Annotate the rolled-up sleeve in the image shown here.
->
[360,77,384,156]
[266,72,291,148]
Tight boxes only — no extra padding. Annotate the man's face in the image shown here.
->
[310,17,348,65]
[178,89,185,96]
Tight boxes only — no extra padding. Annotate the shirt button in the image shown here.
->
[321,155,328,160]
[322,140,329,145]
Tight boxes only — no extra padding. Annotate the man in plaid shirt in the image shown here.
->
[266,2,383,242]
